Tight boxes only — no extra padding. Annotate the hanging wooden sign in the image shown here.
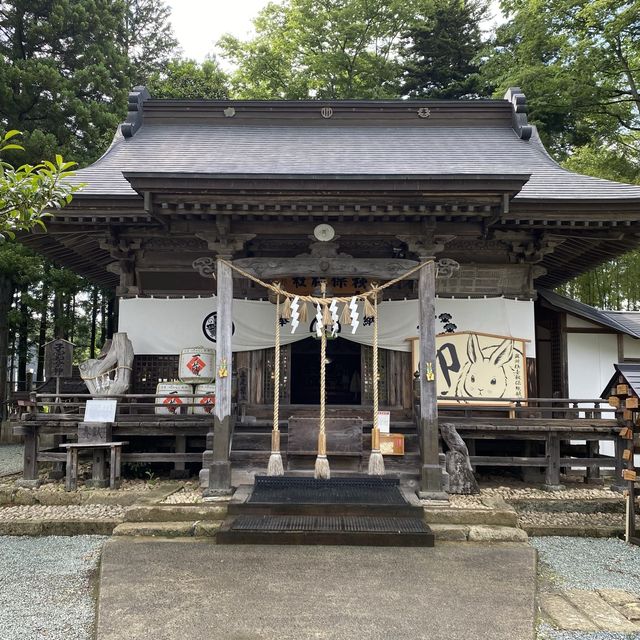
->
[621,427,634,439]
[623,469,637,482]
[626,397,639,409]
[44,339,74,379]
[623,448,633,461]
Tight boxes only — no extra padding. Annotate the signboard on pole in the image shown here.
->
[44,339,74,379]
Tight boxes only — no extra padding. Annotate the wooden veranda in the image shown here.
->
[12,391,624,491]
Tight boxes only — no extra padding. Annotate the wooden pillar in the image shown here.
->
[544,433,564,489]
[418,260,443,497]
[206,258,234,495]
[23,425,38,481]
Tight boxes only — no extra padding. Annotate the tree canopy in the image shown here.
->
[483,0,640,160]
[0,0,179,166]
[401,0,491,99]
[147,58,229,100]
[219,0,424,99]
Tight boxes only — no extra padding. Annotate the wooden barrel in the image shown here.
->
[155,382,193,415]
[192,383,216,415]
[178,347,215,384]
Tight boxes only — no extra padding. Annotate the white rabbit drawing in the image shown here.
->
[455,334,515,399]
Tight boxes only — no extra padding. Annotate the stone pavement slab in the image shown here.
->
[96,539,536,640]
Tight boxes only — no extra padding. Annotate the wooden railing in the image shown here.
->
[436,397,615,419]
[19,393,617,421]
[20,392,217,420]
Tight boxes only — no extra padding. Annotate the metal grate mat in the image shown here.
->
[248,476,407,506]
[231,515,429,534]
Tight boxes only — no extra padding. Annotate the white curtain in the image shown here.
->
[119,296,536,356]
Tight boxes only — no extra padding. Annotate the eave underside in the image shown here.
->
[17,173,640,293]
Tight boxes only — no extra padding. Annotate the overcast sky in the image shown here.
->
[165,0,503,64]
[165,0,276,62]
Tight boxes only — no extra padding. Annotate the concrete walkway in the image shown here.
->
[96,539,536,640]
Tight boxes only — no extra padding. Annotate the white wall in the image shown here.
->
[566,316,601,329]
[623,335,640,359]
[567,333,618,399]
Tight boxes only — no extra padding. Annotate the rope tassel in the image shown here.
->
[322,302,332,327]
[281,296,292,320]
[299,301,308,324]
[340,301,352,326]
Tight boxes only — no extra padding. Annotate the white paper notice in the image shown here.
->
[84,400,118,423]
[378,411,391,433]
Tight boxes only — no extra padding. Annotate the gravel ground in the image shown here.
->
[533,538,640,640]
[0,535,107,640]
[484,485,622,501]
[0,504,125,521]
[161,489,204,504]
[532,537,640,593]
[0,444,23,476]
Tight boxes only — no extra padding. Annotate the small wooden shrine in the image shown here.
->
[14,87,640,496]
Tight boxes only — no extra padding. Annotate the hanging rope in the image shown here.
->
[315,282,330,479]
[368,289,385,475]
[213,259,434,479]
[267,291,284,476]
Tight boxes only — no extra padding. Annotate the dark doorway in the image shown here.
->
[290,337,362,405]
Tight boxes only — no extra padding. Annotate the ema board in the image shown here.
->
[436,332,528,405]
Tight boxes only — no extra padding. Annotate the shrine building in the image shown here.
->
[15,87,640,497]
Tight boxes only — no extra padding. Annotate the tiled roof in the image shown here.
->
[538,289,640,339]
[72,99,640,202]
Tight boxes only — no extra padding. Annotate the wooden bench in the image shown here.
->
[60,442,128,491]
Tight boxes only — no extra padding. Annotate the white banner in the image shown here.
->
[119,296,535,356]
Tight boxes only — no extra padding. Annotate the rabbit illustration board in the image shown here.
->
[454,334,517,399]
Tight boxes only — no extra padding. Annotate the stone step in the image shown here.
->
[429,523,528,542]
[123,504,227,523]
[424,507,518,527]
[0,519,119,536]
[509,497,625,514]
[112,520,222,537]
[522,524,623,537]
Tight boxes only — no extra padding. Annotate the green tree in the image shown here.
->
[147,58,229,99]
[482,0,640,161]
[0,0,130,165]
[219,0,424,99]
[401,0,491,99]
[122,0,180,86]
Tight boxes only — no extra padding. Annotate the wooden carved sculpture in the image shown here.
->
[79,332,134,397]
[440,423,479,494]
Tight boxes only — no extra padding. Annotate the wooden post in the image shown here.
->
[22,425,38,481]
[585,440,602,484]
[418,260,443,497]
[612,434,626,492]
[544,433,564,490]
[171,435,187,478]
[206,258,234,495]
